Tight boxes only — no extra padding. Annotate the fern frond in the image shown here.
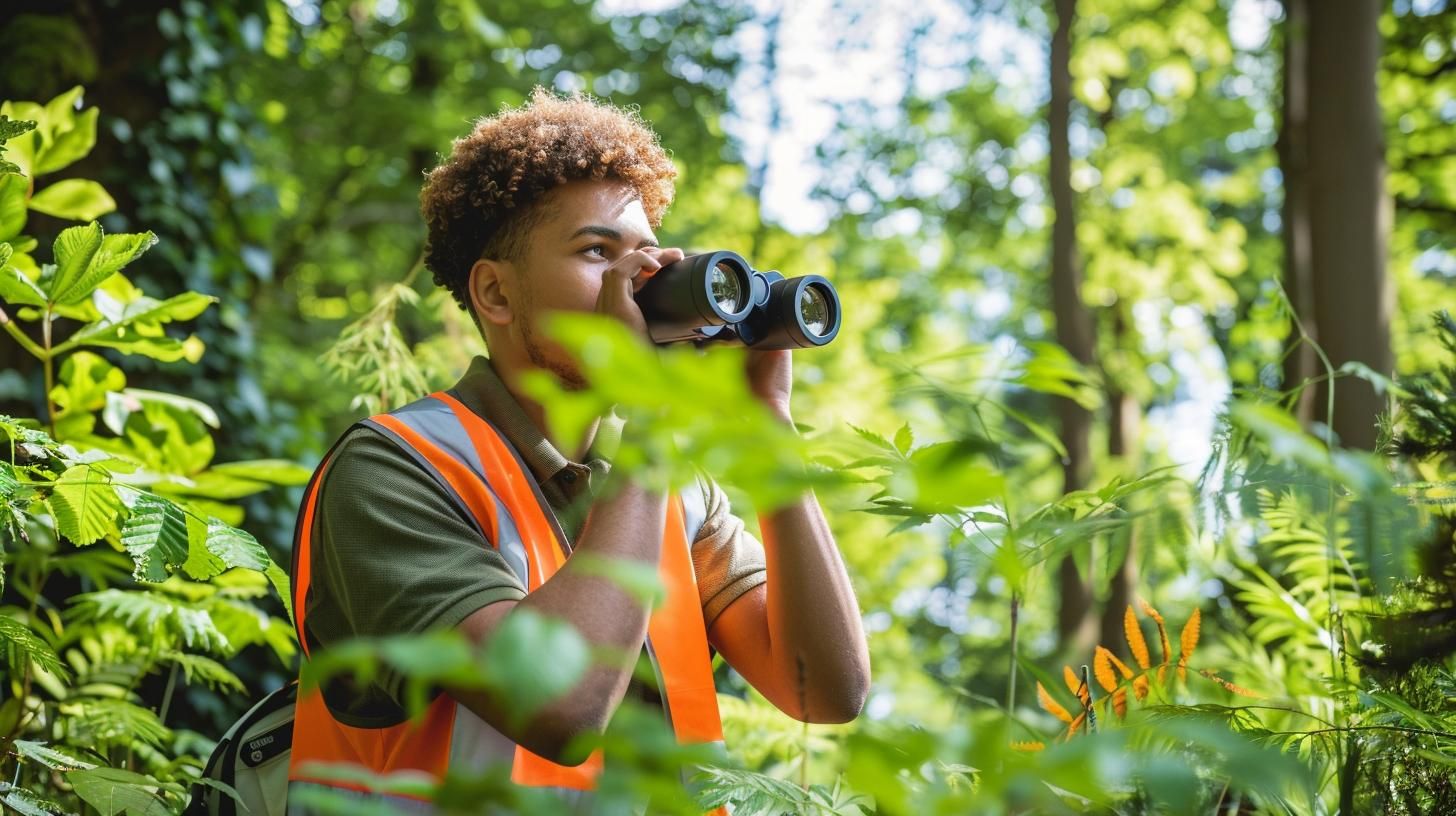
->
[1093,647,1120,693]
[1140,599,1173,683]
[1037,681,1073,723]
[1179,608,1202,681]
[1197,669,1263,698]
[1125,605,1150,669]
[1062,664,1088,705]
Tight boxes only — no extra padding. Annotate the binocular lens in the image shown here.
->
[710,262,744,313]
[799,285,831,336]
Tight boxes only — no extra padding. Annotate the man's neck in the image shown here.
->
[490,357,600,462]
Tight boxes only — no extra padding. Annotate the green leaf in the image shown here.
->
[267,560,294,624]
[893,422,915,454]
[123,400,215,476]
[11,740,95,771]
[157,650,246,692]
[0,174,29,239]
[0,785,66,816]
[203,519,270,571]
[208,458,313,484]
[0,263,47,307]
[65,291,214,361]
[119,494,190,582]
[121,387,216,427]
[68,767,173,816]
[0,615,68,679]
[50,351,126,419]
[48,463,124,546]
[36,106,98,176]
[28,179,115,222]
[482,609,591,726]
[59,231,156,305]
[49,221,103,303]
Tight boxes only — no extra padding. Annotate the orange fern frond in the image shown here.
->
[1064,665,1088,705]
[1010,740,1046,752]
[1107,649,1134,679]
[1111,686,1128,719]
[1132,674,1150,700]
[1093,646,1121,693]
[1199,669,1262,698]
[1038,681,1073,723]
[1178,608,1201,682]
[1125,605,1150,669]
[1140,599,1172,682]
[1066,711,1086,738]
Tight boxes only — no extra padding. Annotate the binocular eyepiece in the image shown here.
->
[634,250,841,350]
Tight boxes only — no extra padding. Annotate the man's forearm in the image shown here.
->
[452,475,667,763]
[760,489,870,722]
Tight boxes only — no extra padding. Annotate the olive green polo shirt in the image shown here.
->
[303,355,767,720]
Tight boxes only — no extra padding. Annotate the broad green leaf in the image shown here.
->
[266,560,294,623]
[65,291,215,361]
[0,264,47,307]
[203,518,270,572]
[481,608,591,726]
[49,222,103,303]
[119,494,190,582]
[28,179,115,222]
[35,105,98,176]
[122,400,214,476]
[208,458,313,484]
[11,740,95,771]
[68,767,172,816]
[48,463,124,546]
[897,440,1005,514]
[51,351,126,418]
[52,230,157,306]
[0,785,65,816]
[0,174,28,239]
[121,387,217,427]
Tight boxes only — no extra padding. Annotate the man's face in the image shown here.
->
[505,179,659,387]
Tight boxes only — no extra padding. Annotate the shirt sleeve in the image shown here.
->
[306,426,527,703]
[690,474,768,627]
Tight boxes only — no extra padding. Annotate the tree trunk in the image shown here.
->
[1049,0,1098,653]
[1099,309,1140,655]
[1306,0,1393,451]
[1278,0,1317,426]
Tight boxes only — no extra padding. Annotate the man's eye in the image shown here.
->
[583,245,607,258]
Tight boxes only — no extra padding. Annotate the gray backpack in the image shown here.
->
[185,683,297,816]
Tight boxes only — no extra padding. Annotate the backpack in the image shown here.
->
[184,682,297,816]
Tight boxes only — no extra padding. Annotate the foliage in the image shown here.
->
[0,88,298,814]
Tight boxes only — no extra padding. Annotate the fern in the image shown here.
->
[694,766,871,816]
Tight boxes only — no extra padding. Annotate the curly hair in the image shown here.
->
[420,87,678,312]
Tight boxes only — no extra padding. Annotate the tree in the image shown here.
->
[1048,0,1098,652]
[1306,0,1393,450]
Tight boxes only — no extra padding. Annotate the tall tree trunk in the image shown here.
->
[1049,0,1097,653]
[1307,0,1393,451]
[1099,309,1140,655]
[1278,0,1317,426]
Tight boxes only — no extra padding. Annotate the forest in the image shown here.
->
[0,0,1454,813]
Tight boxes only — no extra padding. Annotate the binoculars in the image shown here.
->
[635,250,841,349]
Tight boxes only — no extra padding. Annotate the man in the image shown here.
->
[287,88,869,809]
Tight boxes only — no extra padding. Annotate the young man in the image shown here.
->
[287,89,869,808]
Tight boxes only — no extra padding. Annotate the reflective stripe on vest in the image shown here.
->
[288,390,727,812]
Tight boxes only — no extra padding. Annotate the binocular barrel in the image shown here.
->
[634,250,841,350]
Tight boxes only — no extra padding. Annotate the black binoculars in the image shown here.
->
[634,250,841,349]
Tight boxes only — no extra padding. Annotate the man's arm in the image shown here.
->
[706,488,870,724]
[448,475,666,765]
[704,348,870,723]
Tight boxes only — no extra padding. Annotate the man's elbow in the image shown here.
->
[781,668,871,725]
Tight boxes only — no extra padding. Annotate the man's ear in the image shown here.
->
[468,258,514,326]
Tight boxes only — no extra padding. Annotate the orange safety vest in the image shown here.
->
[287,390,727,812]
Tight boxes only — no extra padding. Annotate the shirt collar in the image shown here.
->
[450,355,622,485]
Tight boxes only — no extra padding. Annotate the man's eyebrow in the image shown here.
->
[568,225,658,248]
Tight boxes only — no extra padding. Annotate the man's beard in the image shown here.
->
[519,294,587,391]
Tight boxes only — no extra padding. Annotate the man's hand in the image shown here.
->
[746,348,794,424]
[596,246,685,340]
